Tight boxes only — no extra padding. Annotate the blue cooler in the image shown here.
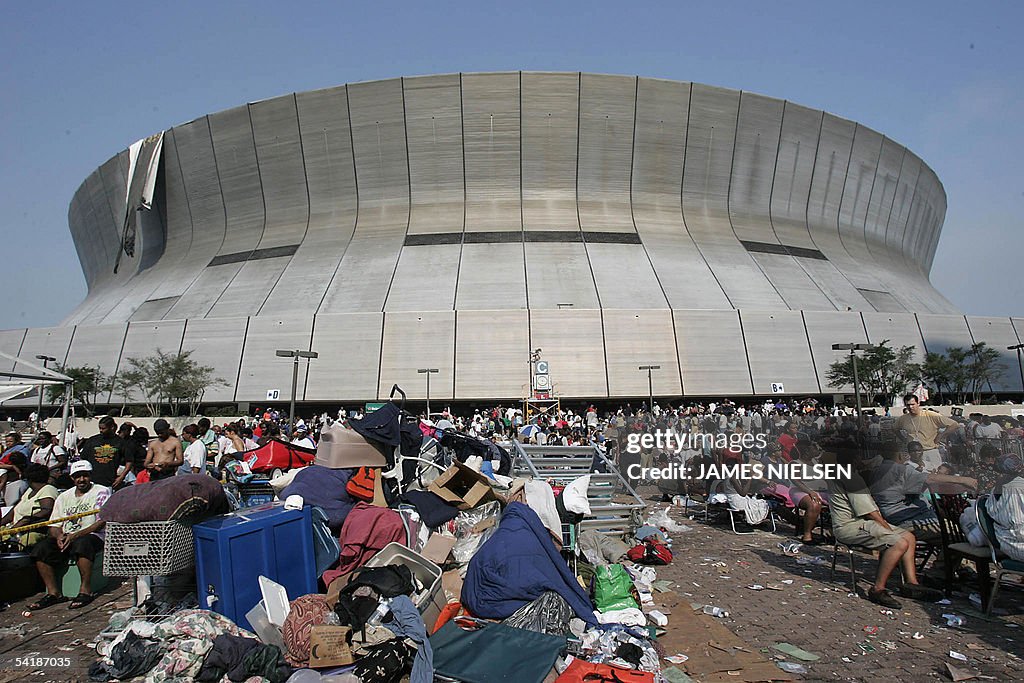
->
[193,502,316,630]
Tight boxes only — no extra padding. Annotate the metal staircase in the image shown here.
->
[511,442,645,536]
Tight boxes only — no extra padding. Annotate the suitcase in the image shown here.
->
[193,502,316,630]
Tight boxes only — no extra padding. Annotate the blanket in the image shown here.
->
[280,465,356,532]
[100,474,229,524]
[463,502,597,625]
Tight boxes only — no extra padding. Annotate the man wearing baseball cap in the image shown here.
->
[28,459,110,610]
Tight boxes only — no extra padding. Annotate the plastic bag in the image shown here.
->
[502,591,574,635]
[646,508,691,534]
[594,564,639,613]
[451,501,502,564]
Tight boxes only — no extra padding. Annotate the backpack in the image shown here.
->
[346,466,377,501]
[626,538,672,566]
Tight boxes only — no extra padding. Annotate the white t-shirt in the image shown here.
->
[975,422,1003,439]
[50,484,111,538]
[183,440,207,472]
[32,445,66,469]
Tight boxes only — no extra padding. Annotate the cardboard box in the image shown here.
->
[428,461,505,510]
[422,534,457,565]
[441,569,463,604]
[309,625,354,667]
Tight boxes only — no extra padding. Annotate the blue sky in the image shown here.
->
[1,1,1021,328]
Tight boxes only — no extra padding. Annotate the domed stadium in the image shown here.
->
[5,72,1022,405]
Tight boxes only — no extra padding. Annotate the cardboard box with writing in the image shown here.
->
[428,461,505,510]
[309,625,354,667]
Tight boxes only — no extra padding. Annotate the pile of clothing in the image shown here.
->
[89,403,682,683]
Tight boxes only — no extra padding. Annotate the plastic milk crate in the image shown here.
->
[103,521,196,577]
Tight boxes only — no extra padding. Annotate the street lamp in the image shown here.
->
[638,365,661,414]
[1008,344,1024,397]
[417,368,439,417]
[35,355,56,431]
[275,349,318,431]
[832,343,875,425]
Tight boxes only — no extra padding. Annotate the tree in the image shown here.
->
[826,340,921,406]
[119,349,227,416]
[108,368,143,416]
[45,365,109,416]
[920,342,1005,404]
[965,342,1005,404]
[921,351,960,403]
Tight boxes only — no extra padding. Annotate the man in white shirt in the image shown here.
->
[974,415,1003,440]
[31,431,66,474]
[290,426,315,450]
[180,424,207,475]
[62,424,80,455]
[29,460,110,610]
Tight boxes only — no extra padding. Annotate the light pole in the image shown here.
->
[638,365,661,414]
[417,368,439,417]
[275,349,318,431]
[35,355,56,431]
[1008,344,1024,398]
[832,343,875,425]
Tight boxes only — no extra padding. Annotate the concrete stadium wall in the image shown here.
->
[63,72,954,326]
[5,311,1023,403]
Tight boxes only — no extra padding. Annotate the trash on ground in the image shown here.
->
[772,642,820,661]
[946,663,980,681]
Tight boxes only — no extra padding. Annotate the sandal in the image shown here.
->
[68,593,95,609]
[28,593,68,610]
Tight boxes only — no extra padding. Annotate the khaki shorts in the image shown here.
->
[836,520,910,550]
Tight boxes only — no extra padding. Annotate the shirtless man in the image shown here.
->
[143,419,182,480]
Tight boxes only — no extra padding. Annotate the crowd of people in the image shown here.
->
[0,394,1022,614]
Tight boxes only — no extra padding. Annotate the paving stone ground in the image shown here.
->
[0,580,133,682]
[642,487,1024,682]
[0,493,1021,683]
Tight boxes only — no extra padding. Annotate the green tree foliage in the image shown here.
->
[120,349,227,416]
[922,342,1005,404]
[45,365,109,416]
[826,340,921,406]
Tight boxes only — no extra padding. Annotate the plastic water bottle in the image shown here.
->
[702,605,729,618]
[367,598,392,626]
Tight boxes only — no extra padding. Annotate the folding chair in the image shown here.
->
[976,495,1024,616]
[931,491,989,599]
[705,480,777,535]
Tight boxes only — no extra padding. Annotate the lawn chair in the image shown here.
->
[976,495,1024,616]
[705,480,777,535]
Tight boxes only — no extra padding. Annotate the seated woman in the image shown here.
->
[759,442,794,506]
[0,463,58,550]
[722,449,770,525]
[788,438,830,544]
[985,456,1024,562]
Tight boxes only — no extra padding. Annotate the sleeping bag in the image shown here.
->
[462,502,597,625]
